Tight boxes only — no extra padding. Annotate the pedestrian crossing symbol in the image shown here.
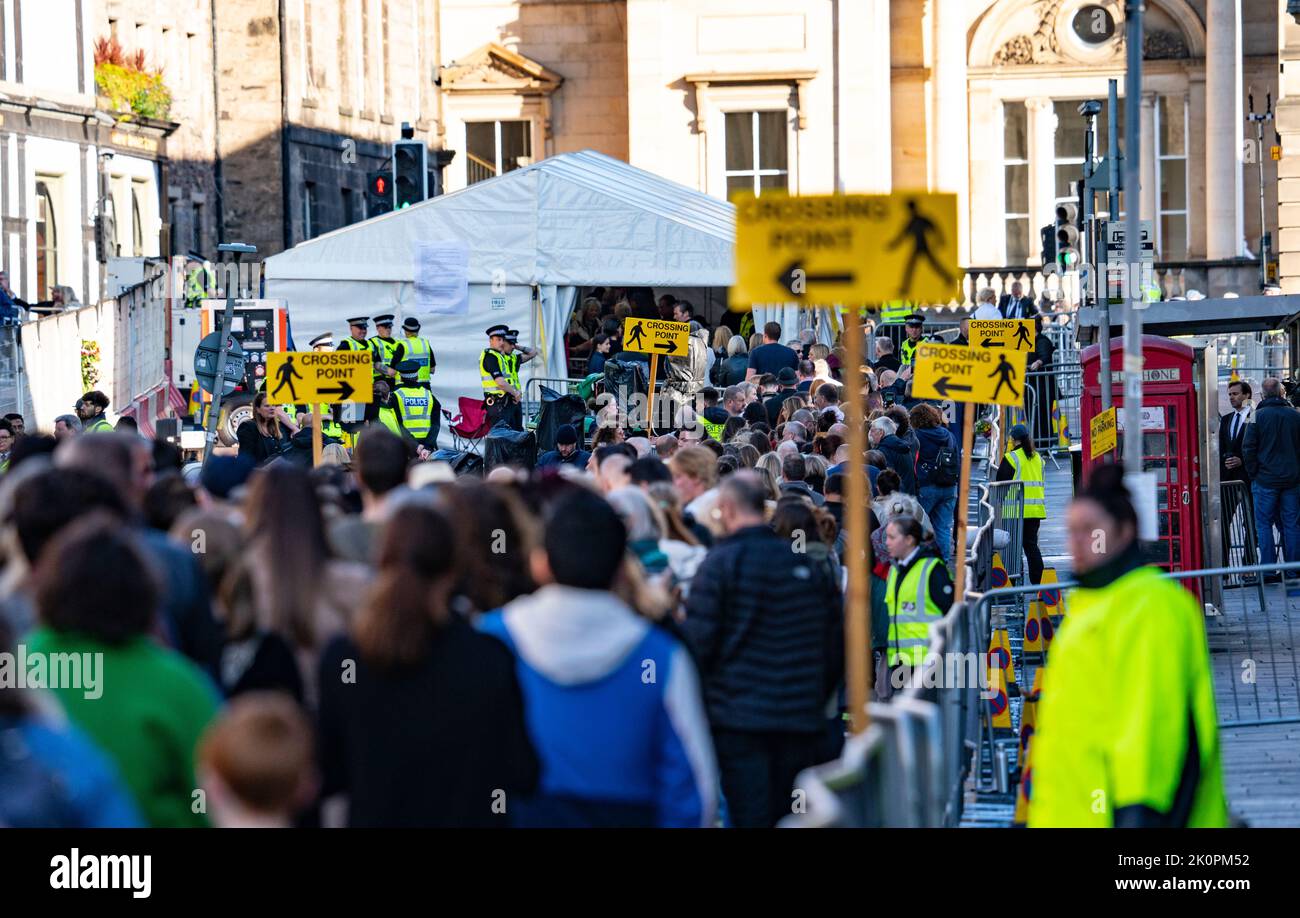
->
[265,351,373,403]
[912,342,1027,408]
[968,319,1035,352]
[622,317,689,356]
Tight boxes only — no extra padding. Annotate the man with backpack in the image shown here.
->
[910,403,960,563]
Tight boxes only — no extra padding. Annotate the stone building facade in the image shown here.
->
[46,0,1281,297]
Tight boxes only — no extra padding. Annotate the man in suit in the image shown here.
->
[1221,378,1255,565]
[998,282,1039,320]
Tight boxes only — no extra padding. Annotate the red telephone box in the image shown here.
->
[1080,335,1203,574]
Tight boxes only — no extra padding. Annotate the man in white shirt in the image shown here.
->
[972,287,1002,321]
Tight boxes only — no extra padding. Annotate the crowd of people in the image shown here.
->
[0,294,997,827]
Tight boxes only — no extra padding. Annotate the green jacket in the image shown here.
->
[24,628,220,828]
[1029,564,1227,828]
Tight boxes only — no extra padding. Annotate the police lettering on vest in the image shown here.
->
[395,386,433,439]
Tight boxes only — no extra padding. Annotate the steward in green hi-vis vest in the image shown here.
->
[84,415,114,433]
[1004,446,1046,519]
[1029,563,1228,827]
[885,555,946,667]
[699,415,725,441]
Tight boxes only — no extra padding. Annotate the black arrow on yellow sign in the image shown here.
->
[319,381,356,401]
[655,338,679,355]
[777,261,856,296]
[931,376,973,398]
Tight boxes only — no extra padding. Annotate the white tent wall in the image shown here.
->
[265,150,735,445]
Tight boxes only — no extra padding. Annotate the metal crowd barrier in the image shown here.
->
[0,325,22,418]
[787,560,1300,827]
[1220,480,1261,591]
[970,480,1026,591]
[1022,364,1083,458]
[523,376,591,426]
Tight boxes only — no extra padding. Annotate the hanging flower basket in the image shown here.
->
[81,340,101,392]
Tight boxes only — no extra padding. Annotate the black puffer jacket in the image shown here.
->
[877,433,918,495]
[1244,396,1300,488]
[683,525,844,733]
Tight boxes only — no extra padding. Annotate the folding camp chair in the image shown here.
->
[441,396,491,455]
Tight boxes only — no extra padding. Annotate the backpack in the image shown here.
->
[927,446,960,487]
[919,430,960,487]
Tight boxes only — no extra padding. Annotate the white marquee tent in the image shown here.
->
[264,150,736,436]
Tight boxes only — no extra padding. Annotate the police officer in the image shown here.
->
[401,317,435,388]
[76,391,114,433]
[996,423,1046,585]
[368,314,405,382]
[337,316,373,354]
[899,313,926,366]
[1029,465,1227,827]
[392,360,440,459]
[480,324,518,429]
[882,513,953,686]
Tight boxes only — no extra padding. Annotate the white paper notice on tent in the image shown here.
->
[414,241,469,315]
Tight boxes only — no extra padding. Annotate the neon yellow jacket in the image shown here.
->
[1029,564,1227,828]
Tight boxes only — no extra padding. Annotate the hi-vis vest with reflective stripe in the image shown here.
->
[886,557,944,667]
[699,416,726,441]
[881,301,911,322]
[480,348,506,395]
[1004,447,1046,519]
[85,415,114,433]
[394,386,433,439]
[404,335,433,382]
[504,350,522,391]
[900,337,921,365]
[369,336,400,375]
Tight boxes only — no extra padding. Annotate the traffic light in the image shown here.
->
[392,139,428,209]
[1055,202,1080,270]
[1040,224,1056,267]
[366,170,393,217]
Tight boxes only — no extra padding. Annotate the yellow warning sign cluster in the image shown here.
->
[968,319,1036,352]
[265,351,373,404]
[911,342,1027,407]
[1090,406,1117,459]
[622,317,689,356]
[731,191,959,307]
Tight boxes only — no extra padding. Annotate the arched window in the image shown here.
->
[35,182,58,300]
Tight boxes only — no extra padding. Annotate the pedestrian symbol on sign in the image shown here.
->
[888,198,955,295]
[272,355,303,401]
[625,323,646,350]
[989,353,1020,401]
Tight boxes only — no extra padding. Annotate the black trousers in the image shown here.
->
[713,728,830,828]
[485,394,522,431]
[1022,517,1044,585]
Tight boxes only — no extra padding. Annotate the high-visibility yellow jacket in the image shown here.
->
[393,385,433,441]
[1028,564,1228,828]
[480,348,506,395]
[1004,447,1046,519]
[885,555,947,667]
[84,415,114,433]
[403,335,434,383]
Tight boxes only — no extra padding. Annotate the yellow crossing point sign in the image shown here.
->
[912,342,1027,408]
[968,319,1036,352]
[264,351,373,404]
[731,191,959,307]
[1090,406,1117,459]
[622,317,689,356]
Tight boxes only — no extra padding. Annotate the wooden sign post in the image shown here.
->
[265,350,372,467]
[843,309,871,735]
[621,317,689,434]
